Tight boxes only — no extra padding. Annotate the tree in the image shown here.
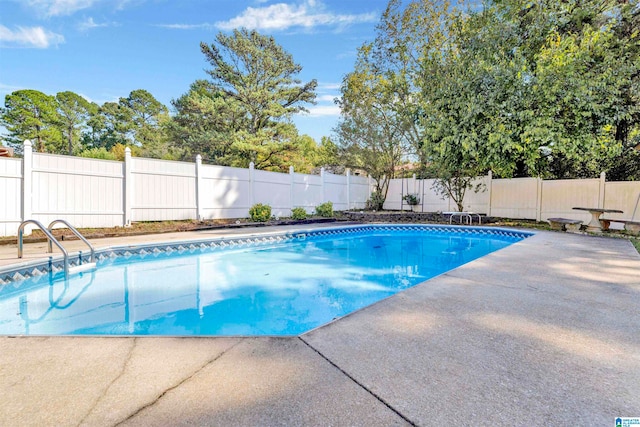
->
[1,89,62,152]
[119,89,170,152]
[443,0,640,179]
[365,0,454,161]
[169,79,244,163]
[335,0,458,202]
[418,17,488,211]
[92,101,134,150]
[335,67,409,200]
[56,91,96,155]
[315,136,341,172]
[181,28,317,171]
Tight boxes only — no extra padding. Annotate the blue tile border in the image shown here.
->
[0,224,532,288]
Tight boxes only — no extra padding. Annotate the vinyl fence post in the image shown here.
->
[195,154,203,220]
[124,147,132,226]
[599,171,606,209]
[346,168,351,211]
[249,162,255,209]
[289,166,295,213]
[536,177,543,222]
[368,175,374,206]
[321,167,326,203]
[486,170,493,216]
[22,140,33,224]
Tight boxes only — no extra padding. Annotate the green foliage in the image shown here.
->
[316,137,340,169]
[56,91,96,155]
[402,193,420,206]
[78,147,118,161]
[421,0,640,180]
[171,28,318,172]
[315,202,333,218]
[119,89,171,156]
[249,203,272,222]
[291,207,307,220]
[335,0,459,198]
[1,89,62,152]
[2,88,171,158]
[347,0,640,190]
[334,66,406,197]
[365,191,385,211]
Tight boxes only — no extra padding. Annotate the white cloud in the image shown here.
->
[77,17,115,31]
[317,94,337,102]
[26,0,98,17]
[155,23,214,30]
[318,82,341,91]
[0,25,65,48]
[215,0,378,32]
[304,104,341,117]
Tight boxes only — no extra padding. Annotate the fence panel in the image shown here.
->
[292,173,322,212]
[383,179,404,210]
[324,172,348,211]
[349,175,370,210]
[604,181,640,221]
[461,176,490,212]
[491,178,539,219]
[0,157,22,236]
[200,165,251,219]
[254,169,291,218]
[419,179,452,212]
[130,158,196,221]
[31,154,124,228]
[540,179,600,222]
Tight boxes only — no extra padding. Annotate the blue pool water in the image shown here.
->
[0,226,529,336]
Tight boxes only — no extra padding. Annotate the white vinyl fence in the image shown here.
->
[0,140,372,237]
[385,172,640,227]
[3,139,638,237]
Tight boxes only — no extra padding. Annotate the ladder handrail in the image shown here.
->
[47,219,96,262]
[18,219,69,276]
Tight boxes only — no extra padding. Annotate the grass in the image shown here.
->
[632,238,640,254]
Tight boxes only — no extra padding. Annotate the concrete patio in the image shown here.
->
[0,226,638,426]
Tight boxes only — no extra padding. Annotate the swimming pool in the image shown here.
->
[0,225,531,336]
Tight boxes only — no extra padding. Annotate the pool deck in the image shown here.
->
[1,224,639,426]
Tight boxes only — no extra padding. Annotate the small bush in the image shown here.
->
[249,203,272,222]
[402,193,420,205]
[315,202,333,217]
[366,191,385,211]
[291,207,307,220]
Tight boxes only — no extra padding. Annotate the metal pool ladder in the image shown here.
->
[18,219,97,278]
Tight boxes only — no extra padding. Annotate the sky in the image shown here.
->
[0,0,391,142]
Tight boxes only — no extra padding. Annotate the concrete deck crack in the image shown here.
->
[77,337,138,427]
[113,339,243,426]
[299,337,418,427]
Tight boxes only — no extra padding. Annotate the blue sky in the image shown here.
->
[0,0,390,142]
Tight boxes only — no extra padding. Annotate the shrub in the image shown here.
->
[249,203,272,222]
[402,193,420,205]
[315,202,333,217]
[78,147,118,161]
[291,207,307,220]
[366,191,385,211]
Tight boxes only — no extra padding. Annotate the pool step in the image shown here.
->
[68,262,97,275]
